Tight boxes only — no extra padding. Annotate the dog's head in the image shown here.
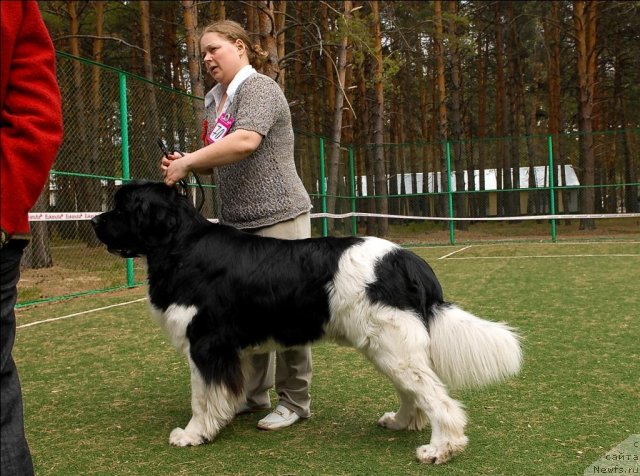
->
[91,181,194,258]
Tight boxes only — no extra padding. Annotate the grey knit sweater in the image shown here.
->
[205,73,311,229]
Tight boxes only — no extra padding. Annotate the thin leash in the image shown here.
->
[157,138,205,212]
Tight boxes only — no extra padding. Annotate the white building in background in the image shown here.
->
[357,165,580,215]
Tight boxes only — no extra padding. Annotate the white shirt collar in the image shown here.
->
[204,65,256,112]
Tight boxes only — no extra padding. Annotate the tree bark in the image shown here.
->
[182,0,204,124]
[573,0,598,229]
[275,1,287,85]
[357,58,376,236]
[140,1,161,144]
[477,34,488,217]
[434,0,448,218]
[544,1,568,221]
[371,0,388,236]
[257,1,280,84]
[68,1,100,246]
[320,2,335,129]
[506,2,521,217]
[447,1,467,230]
[326,0,352,233]
[494,3,508,216]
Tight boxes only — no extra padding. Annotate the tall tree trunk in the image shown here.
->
[67,1,99,246]
[326,0,352,233]
[414,29,427,216]
[477,34,488,217]
[418,38,432,217]
[246,1,256,33]
[389,98,399,216]
[371,0,388,236]
[91,0,104,135]
[622,108,638,213]
[275,1,287,86]
[544,1,568,221]
[573,0,598,229]
[396,89,408,218]
[447,1,467,230]
[434,0,448,218]
[523,59,540,215]
[292,3,313,195]
[494,3,508,216]
[320,2,335,131]
[140,1,161,145]
[164,3,184,151]
[613,35,638,212]
[357,58,376,236]
[182,1,204,124]
[88,0,105,244]
[429,75,439,212]
[214,0,226,20]
[257,1,280,84]
[506,2,520,217]
[309,37,322,220]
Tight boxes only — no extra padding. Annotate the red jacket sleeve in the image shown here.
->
[1,0,63,237]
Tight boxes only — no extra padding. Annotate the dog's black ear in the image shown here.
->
[131,191,180,248]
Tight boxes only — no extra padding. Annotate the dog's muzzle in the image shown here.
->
[90,214,102,229]
[91,214,139,258]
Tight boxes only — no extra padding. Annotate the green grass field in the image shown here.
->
[14,241,639,475]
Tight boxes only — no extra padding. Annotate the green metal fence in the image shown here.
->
[17,53,640,307]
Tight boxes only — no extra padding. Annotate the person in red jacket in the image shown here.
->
[1,1,63,474]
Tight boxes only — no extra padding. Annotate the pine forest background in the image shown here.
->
[35,0,639,240]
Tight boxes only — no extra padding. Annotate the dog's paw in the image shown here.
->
[377,412,408,430]
[169,427,205,447]
[416,437,468,465]
[416,444,449,464]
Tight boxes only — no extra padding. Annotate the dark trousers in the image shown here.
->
[1,240,34,476]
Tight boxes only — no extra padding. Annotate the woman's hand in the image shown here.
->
[161,152,191,187]
[160,130,262,186]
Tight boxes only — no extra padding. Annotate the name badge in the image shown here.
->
[206,113,235,144]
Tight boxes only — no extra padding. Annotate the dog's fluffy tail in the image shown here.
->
[428,304,522,390]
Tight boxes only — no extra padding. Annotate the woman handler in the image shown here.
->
[162,20,312,431]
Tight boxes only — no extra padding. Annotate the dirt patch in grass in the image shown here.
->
[19,267,99,303]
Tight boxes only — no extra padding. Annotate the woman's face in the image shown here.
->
[200,32,248,86]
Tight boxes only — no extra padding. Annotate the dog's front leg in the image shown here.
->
[169,357,242,447]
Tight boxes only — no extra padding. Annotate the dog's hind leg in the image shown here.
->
[378,390,420,430]
[364,310,468,464]
[169,357,245,447]
[411,377,468,465]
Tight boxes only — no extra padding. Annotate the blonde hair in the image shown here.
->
[200,20,268,69]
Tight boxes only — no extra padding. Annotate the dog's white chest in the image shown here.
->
[148,300,198,353]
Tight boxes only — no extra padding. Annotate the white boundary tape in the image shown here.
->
[29,211,640,222]
[309,212,640,221]
[29,212,100,221]
[438,245,472,259]
[444,253,639,260]
[17,297,147,329]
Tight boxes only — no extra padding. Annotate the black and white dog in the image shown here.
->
[91,181,522,465]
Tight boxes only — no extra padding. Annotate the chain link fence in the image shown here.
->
[329,130,639,241]
[18,53,640,306]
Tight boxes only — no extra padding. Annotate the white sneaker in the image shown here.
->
[256,404,301,431]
